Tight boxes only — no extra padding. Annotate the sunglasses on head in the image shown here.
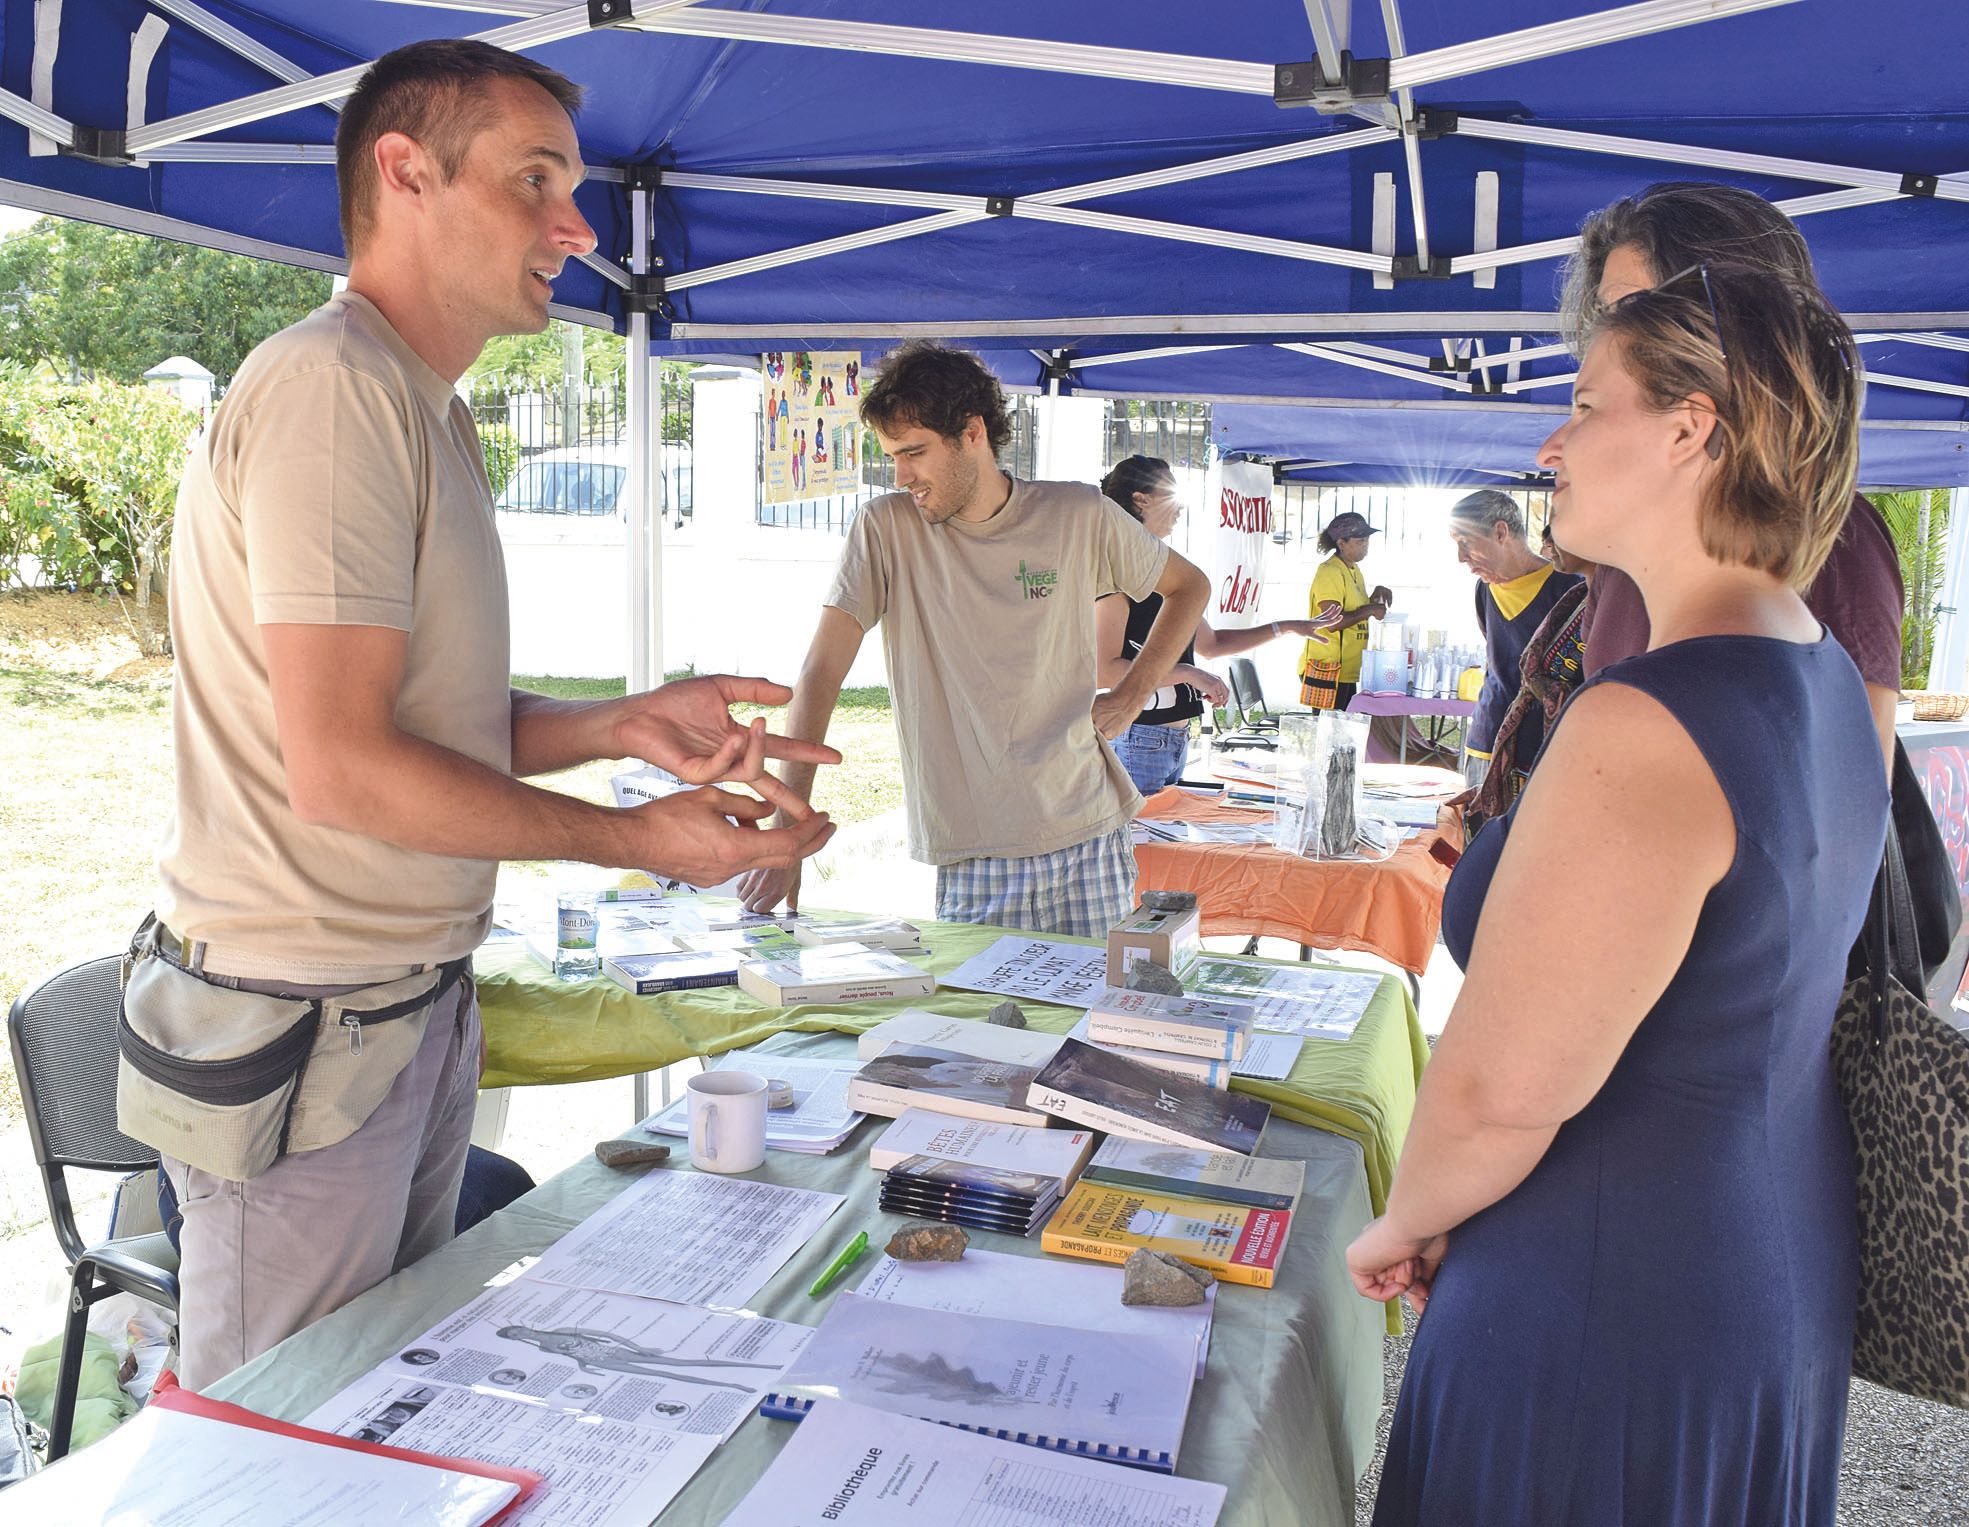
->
[1607,261,1727,461]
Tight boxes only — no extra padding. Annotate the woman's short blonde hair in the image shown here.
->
[1589,262,1861,590]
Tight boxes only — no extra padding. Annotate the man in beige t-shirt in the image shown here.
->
[740,343,1210,938]
[144,41,835,1390]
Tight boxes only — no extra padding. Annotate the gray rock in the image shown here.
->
[987,1000,1028,1029]
[1140,890,1198,913]
[595,1139,672,1168]
[1120,1247,1214,1306]
[886,1224,969,1262]
[1124,959,1186,996]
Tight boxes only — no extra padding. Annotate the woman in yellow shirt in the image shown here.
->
[1300,510,1392,709]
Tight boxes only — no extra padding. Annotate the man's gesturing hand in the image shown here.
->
[611,676,840,806]
[627,787,833,887]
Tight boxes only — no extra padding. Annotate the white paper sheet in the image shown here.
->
[8,1405,519,1527]
[853,1247,1214,1375]
[1132,818,1280,846]
[724,1398,1227,1527]
[303,1375,718,1527]
[354,1276,813,1442]
[941,936,1113,1009]
[643,1051,865,1153]
[525,1168,844,1308]
[1188,956,1381,1041]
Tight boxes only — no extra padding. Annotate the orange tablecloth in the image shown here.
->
[1135,785,1463,974]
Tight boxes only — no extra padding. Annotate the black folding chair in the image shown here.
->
[8,955,179,1461]
[1212,657,1282,752]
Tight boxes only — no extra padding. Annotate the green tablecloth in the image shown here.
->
[211,1032,1385,1527]
[477,913,1427,1224]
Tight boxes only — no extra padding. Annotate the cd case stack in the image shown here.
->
[878,1155,1063,1236]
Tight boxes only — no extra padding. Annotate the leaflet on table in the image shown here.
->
[1188,955,1381,1040]
[764,1293,1197,1471]
[941,935,1113,1009]
[303,1374,718,1527]
[724,1398,1227,1527]
[6,1404,523,1527]
[347,1275,812,1442]
[526,1168,844,1308]
[1133,818,1280,846]
[644,1050,865,1153]
[854,1246,1214,1376]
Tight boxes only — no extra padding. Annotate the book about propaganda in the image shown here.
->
[1083,987,1255,1061]
[1041,1179,1294,1289]
[1025,1039,1271,1155]
[1084,1135,1306,1212]
[759,1293,1199,1472]
[847,1044,1051,1128]
[602,947,742,995]
[866,1108,1096,1182]
[854,1008,1065,1068]
[736,944,937,1006]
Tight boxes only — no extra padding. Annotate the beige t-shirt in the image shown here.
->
[156,293,511,977]
[827,478,1168,865]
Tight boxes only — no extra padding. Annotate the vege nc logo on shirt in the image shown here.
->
[1014,560,1060,600]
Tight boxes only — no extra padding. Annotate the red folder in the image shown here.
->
[150,1372,545,1524]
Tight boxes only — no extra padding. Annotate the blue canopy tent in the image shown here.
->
[2,0,1967,675]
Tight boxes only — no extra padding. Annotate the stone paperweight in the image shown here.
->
[1123,959,1186,996]
[986,1000,1029,1029]
[1140,890,1198,913]
[886,1224,969,1262]
[1120,1247,1215,1306]
[594,1139,672,1169]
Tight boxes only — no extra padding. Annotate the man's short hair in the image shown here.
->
[1448,489,1526,539]
[336,39,583,257]
[860,342,1013,454]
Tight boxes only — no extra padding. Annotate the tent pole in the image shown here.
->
[1927,487,1969,694]
[625,181,662,695]
[144,0,334,103]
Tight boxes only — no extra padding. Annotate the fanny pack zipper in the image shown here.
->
[118,1001,320,1107]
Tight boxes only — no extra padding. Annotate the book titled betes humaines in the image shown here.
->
[1040,1180,1293,1289]
[736,945,936,1006]
[1025,1039,1270,1155]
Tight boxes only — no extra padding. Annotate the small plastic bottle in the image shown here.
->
[553,865,600,982]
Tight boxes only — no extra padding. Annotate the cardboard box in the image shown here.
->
[1105,898,1201,984]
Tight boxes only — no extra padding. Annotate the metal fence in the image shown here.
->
[1102,398,1213,475]
[465,367,695,525]
[1273,480,1552,548]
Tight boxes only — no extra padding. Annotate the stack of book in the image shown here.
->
[846,1043,1050,1128]
[1066,988,1260,1089]
[867,1107,1096,1185]
[791,915,928,956]
[879,1155,1062,1236]
[1040,1136,1306,1288]
[736,944,937,1006]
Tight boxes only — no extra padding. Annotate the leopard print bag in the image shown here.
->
[1828,832,1969,1409]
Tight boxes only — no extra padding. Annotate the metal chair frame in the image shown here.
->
[7,954,180,1461]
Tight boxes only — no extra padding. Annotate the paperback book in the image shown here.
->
[1083,987,1255,1061]
[879,1155,1061,1235]
[602,948,741,995]
[737,945,937,1006]
[854,1008,1064,1068]
[865,1109,1095,1183]
[1025,1039,1271,1155]
[1041,1180,1294,1289]
[847,1044,1051,1128]
[1084,1136,1306,1212]
[791,915,928,955]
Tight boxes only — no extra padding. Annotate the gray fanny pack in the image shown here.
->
[115,917,469,1182]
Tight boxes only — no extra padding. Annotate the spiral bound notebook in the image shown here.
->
[758,1293,1197,1473]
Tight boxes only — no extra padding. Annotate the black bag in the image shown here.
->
[1828,826,1969,1409]
[1887,738,1961,985]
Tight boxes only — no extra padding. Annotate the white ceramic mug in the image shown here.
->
[687,1069,768,1174]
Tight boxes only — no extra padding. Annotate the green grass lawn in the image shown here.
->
[0,622,904,1125]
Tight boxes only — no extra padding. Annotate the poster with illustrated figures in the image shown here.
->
[762,350,863,504]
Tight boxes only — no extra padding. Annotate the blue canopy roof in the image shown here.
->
[2,1,1966,475]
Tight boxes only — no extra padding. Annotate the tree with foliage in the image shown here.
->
[16,380,199,655]
[1871,487,1953,689]
[0,217,330,388]
[467,320,693,446]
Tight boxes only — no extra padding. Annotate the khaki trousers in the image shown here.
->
[161,977,480,1392]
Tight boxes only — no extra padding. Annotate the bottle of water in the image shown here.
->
[553,865,600,982]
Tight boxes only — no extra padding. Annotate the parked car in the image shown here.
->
[494,444,693,522]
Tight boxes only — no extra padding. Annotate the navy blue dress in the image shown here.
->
[1374,634,1887,1526]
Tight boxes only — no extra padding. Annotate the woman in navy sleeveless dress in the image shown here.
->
[1348,259,1888,1525]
